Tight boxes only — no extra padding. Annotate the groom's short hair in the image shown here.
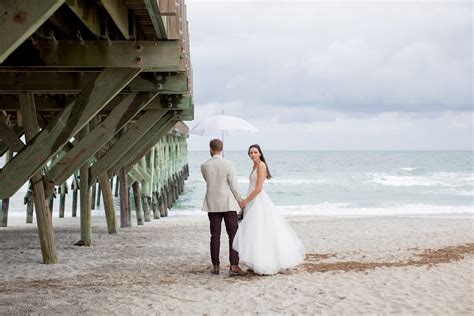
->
[210,139,223,152]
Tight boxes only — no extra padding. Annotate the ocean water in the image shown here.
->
[2,151,473,219]
[171,151,473,217]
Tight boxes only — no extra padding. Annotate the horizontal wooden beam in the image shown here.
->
[34,40,180,70]
[0,68,140,199]
[0,0,64,63]
[0,71,188,94]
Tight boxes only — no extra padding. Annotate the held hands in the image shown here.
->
[239,199,248,209]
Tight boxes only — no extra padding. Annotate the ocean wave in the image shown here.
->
[369,172,473,187]
[166,203,474,218]
[399,167,417,171]
[276,203,474,217]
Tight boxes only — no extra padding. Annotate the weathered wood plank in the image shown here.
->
[0,0,64,63]
[100,0,130,40]
[0,150,13,227]
[20,91,58,264]
[78,125,91,245]
[65,0,101,36]
[109,114,177,176]
[0,112,24,152]
[0,72,188,94]
[144,0,167,39]
[89,109,168,180]
[159,0,177,16]
[132,181,144,225]
[99,174,117,234]
[43,91,158,194]
[35,41,180,70]
[0,68,140,199]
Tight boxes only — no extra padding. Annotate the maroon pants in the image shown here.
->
[208,211,239,266]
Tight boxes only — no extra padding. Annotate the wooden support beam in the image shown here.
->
[0,0,64,63]
[0,112,24,152]
[98,174,116,234]
[0,150,13,227]
[78,125,91,245]
[89,109,168,180]
[0,71,188,95]
[20,91,58,264]
[110,115,178,176]
[0,68,140,199]
[100,0,130,40]
[119,165,130,228]
[144,0,167,39]
[133,164,151,184]
[59,182,67,218]
[65,0,101,37]
[35,40,180,70]
[43,91,159,194]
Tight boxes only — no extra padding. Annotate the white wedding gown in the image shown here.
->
[233,169,305,275]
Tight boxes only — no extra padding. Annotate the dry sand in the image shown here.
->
[0,214,473,314]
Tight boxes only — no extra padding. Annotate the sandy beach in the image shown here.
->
[0,214,473,314]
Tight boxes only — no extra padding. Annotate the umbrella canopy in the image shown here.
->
[190,114,259,136]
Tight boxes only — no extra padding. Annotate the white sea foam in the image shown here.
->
[399,167,417,171]
[369,172,473,187]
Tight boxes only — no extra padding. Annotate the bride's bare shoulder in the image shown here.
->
[258,161,266,170]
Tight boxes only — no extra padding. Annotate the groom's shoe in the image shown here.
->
[229,265,247,276]
[211,265,220,275]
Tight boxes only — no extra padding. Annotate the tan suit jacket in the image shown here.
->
[201,155,242,212]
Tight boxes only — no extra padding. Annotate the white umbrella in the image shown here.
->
[190,114,259,152]
[190,114,258,137]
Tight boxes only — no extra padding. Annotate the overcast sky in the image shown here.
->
[184,0,472,151]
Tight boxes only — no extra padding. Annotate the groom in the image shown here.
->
[201,139,246,276]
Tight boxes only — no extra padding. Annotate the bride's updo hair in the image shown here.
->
[248,144,272,179]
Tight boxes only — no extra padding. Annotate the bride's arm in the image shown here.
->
[242,162,266,207]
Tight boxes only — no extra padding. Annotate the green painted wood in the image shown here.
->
[35,41,180,70]
[99,174,117,234]
[20,92,58,264]
[107,114,176,176]
[0,68,141,199]
[89,109,168,180]
[78,125,91,246]
[44,92,158,191]
[123,119,178,169]
[0,0,64,63]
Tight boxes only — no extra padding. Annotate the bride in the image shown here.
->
[233,144,305,275]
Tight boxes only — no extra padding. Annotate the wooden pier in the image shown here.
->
[0,0,194,263]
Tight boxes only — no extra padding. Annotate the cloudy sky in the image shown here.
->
[184,0,472,151]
